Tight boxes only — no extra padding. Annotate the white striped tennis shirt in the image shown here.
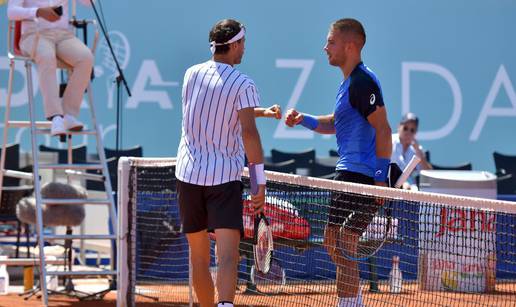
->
[175,60,260,186]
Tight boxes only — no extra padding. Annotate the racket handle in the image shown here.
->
[395,155,421,188]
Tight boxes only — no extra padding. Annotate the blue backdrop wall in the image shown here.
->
[1,0,516,172]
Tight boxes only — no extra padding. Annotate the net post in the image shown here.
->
[117,157,131,307]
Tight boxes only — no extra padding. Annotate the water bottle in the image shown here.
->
[0,255,9,295]
[46,256,59,291]
[389,255,403,293]
[47,275,59,291]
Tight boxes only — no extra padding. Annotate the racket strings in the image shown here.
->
[338,201,393,260]
[256,219,273,273]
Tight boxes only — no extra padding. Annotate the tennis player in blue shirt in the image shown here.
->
[285,18,392,307]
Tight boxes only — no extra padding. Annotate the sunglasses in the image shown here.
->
[403,126,417,133]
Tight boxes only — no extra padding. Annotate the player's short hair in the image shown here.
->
[209,19,245,54]
[331,18,366,49]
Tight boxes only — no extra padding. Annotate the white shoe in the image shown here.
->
[63,114,84,131]
[50,116,66,136]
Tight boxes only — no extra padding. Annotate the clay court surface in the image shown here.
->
[1,282,515,306]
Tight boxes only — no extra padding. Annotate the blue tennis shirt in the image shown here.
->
[334,62,385,178]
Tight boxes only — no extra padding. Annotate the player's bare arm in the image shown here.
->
[239,107,266,213]
[285,108,335,134]
[255,104,282,119]
[367,105,392,186]
[315,113,336,134]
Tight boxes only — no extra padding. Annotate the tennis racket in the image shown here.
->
[249,164,273,274]
[250,258,286,294]
[339,156,420,261]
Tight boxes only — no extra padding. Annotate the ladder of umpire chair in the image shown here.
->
[0,20,117,307]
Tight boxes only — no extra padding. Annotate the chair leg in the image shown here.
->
[16,220,21,258]
[25,224,30,258]
[66,227,72,272]
[63,227,75,292]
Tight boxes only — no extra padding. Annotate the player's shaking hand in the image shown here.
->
[285,108,304,127]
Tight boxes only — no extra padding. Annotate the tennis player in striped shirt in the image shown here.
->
[175,19,277,307]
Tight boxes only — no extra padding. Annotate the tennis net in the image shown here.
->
[117,157,516,307]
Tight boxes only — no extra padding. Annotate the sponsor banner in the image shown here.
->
[419,205,496,292]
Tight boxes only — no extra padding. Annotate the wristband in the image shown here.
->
[375,158,390,182]
[254,163,266,185]
[248,162,266,187]
[300,113,318,130]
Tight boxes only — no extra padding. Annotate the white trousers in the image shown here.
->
[20,28,93,119]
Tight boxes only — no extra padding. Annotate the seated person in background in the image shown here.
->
[391,112,432,189]
[7,0,94,136]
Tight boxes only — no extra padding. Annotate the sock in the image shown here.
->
[218,301,234,307]
[338,296,361,307]
[357,288,364,307]
[357,289,364,306]
[49,115,63,121]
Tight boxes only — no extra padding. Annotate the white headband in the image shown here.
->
[210,28,245,54]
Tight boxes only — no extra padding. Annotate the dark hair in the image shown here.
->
[209,19,244,54]
[331,18,366,48]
